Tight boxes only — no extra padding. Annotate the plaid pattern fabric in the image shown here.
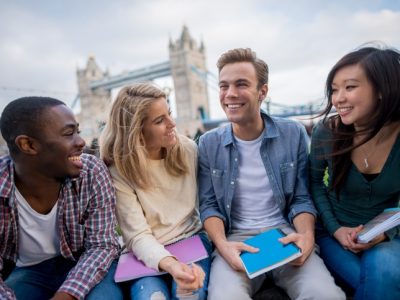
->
[0,154,120,300]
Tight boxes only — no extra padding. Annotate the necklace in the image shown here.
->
[361,153,370,169]
[358,131,386,169]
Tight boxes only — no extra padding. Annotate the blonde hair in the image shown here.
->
[99,83,189,190]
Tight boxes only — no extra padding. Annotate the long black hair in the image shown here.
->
[319,45,400,195]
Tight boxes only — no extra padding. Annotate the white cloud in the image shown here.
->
[1,0,399,117]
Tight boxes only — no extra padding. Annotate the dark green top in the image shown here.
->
[309,122,400,239]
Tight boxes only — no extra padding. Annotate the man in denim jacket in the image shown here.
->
[198,48,345,300]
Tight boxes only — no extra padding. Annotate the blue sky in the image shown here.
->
[0,0,399,118]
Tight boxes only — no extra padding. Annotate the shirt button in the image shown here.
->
[212,170,216,174]
[227,204,230,209]
[234,158,238,162]
[290,163,294,167]
[231,181,234,185]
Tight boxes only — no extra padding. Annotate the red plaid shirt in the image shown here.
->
[0,154,120,300]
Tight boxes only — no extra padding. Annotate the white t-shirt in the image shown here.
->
[231,132,287,230]
[15,188,60,267]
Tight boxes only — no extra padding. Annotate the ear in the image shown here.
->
[258,84,269,102]
[14,135,39,155]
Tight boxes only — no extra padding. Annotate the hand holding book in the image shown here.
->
[216,240,259,272]
[239,228,302,279]
[357,208,400,244]
[114,235,208,282]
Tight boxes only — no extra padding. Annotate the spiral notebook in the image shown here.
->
[240,228,302,279]
[114,234,208,282]
[357,207,400,243]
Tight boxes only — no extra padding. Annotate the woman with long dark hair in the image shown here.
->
[310,45,400,300]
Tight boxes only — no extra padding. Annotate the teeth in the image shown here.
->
[227,104,242,108]
[338,107,352,113]
[68,156,81,162]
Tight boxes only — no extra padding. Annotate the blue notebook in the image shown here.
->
[240,228,302,279]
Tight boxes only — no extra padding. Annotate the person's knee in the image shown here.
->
[208,287,251,300]
[363,251,400,287]
[150,291,167,300]
[296,281,345,300]
[208,276,252,300]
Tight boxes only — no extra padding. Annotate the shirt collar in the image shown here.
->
[0,156,83,202]
[222,110,280,146]
[0,156,16,200]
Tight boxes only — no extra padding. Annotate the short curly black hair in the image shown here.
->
[0,96,65,156]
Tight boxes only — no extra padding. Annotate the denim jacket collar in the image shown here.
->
[222,110,280,147]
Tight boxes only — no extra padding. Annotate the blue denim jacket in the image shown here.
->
[198,111,317,233]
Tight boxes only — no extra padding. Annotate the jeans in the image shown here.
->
[316,227,400,300]
[4,256,123,300]
[128,233,212,300]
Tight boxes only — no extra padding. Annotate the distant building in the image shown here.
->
[75,26,209,144]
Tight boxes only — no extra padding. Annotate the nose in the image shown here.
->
[75,134,86,149]
[332,89,345,105]
[167,116,176,128]
[226,85,238,98]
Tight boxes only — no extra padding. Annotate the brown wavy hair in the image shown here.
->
[217,48,269,89]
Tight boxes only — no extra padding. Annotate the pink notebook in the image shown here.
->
[114,234,208,282]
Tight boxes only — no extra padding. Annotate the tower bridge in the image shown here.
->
[76,25,209,143]
[75,25,325,144]
[89,61,172,90]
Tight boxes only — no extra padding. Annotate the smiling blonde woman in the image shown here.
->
[100,83,211,300]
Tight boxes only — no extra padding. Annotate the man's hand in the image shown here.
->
[203,217,258,271]
[289,212,316,266]
[279,231,314,266]
[216,240,259,271]
[50,291,76,300]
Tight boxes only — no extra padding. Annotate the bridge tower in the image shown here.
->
[76,56,111,143]
[169,25,209,136]
[76,26,210,143]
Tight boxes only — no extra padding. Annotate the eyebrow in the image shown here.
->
[61,123,79,130]
[151,114,165,123]
[344,78,360,83]
[219,78,250,85]
[236,79,250,84]
[332,78,361,85]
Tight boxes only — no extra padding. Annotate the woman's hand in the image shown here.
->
[334,226,386,253]
[159,257,205,292]
[347,231,387,252]
[333,226,363,250]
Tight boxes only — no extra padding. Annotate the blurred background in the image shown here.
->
[0,0,399,153]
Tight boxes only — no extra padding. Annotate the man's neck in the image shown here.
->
[14,165,62,214]
[232,116,264,141]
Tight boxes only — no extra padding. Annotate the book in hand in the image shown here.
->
[357,207,400,244]
[240,228,302,279]
[114,234,208,282]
